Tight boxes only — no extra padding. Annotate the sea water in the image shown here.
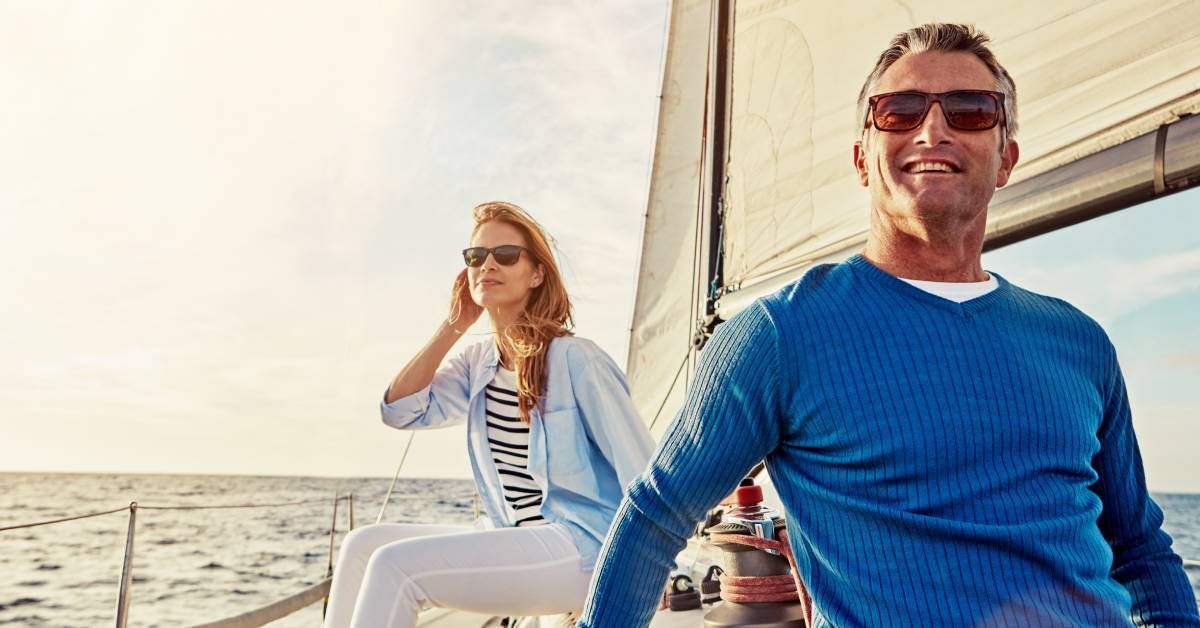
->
[1,473,1197,626]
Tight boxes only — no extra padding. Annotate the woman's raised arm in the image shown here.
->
[385,269,482,403]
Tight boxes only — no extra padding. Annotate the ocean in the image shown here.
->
[0,473,477,627]
[1,473,1197,627]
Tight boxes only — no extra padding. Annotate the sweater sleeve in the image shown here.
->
[578,301,788,627]
[1091,352,1199,626]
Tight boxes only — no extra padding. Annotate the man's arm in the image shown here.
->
[1091,353,1199,626]
[578,301,789,627]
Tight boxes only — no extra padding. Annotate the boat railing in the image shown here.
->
[3,472,1194,625]
[0,432,430,627]
[0,492,424,627]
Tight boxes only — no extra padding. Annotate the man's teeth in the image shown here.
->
[909,162,955,173]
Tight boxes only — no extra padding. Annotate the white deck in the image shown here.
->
[412,605,707,627]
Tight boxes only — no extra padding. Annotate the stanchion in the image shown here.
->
[114,502,138,628]
[321,493,340,619]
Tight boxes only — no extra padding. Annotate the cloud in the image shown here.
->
[0,2,666,478]
[989,247,1200,327]
[1164,351,1200,368]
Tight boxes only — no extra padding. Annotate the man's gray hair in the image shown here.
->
[856,23,1018,140]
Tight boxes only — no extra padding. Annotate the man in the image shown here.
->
[578,23,1199,627]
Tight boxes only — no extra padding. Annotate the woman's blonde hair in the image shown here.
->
[452,201,574,422]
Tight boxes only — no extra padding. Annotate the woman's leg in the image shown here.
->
[323,522,473,628]
[349,523,591,628]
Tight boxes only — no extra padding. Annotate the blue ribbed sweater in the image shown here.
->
[580,255,1198,627]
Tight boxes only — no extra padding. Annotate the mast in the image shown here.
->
[696,0,734,349]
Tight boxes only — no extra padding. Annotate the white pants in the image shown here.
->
[323,522,592,628]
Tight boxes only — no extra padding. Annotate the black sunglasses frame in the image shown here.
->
[462,245,529,268]
[866,90,1005,132]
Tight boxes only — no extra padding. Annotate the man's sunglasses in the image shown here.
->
[866,90,1005,132]
[462,245,529,268]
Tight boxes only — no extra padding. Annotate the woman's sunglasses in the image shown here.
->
[462,245,528,268]
[866,90,1005,132]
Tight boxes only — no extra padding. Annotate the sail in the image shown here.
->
[718,0,1200,310]
[626,0,713,435]
[629,0,1200,427]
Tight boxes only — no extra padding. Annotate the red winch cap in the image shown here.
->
[734,484,763,506]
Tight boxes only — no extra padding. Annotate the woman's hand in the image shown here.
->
[447,269,483,333]
[385,270,482,403]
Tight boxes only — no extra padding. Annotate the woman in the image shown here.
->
[324,201,655,627]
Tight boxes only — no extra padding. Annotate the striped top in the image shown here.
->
[580,255,1199,627]
[485,367,546,527]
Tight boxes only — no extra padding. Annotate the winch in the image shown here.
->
[702,480,809,628]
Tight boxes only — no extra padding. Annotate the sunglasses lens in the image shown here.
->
[463,248,487,267]
[493,245,523,265]
[873,93,928,131]
[463,246,523,267]
[944,92,1001,130]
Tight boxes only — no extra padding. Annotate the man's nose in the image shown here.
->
[914,102,953,145]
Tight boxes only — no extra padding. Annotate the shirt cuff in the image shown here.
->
[380,384,432,428]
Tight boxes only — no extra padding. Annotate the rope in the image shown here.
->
[709,528,811,624]
[190,578,332,628]
[0,505,129,532]
[0,495,399,532]
[708,205,726,302]
[648,350,692,431]
[139,496,351,511]
[377,431,417,524]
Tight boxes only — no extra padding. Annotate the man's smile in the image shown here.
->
[901,158,962,174]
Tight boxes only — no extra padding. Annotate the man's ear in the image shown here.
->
[853,140,869,187]
[996,138,1020,188]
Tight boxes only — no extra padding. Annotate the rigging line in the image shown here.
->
[708,209,726,301]
[706,0,733,311]
[648,349,693,431]
[659,0,718,427]
[139,496,356,511]
[694,0,715,286]
[684,0,717,356]
[376,431,417,524]
[0,505,129,533]
[2,496,376,532]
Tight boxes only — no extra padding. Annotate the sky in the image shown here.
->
[983,192,1200,494]
[0,1,667,481]
[1,3,1196,493]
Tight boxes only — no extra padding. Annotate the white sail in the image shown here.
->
[721,0,1200,303]
[626,0,714,436]
[628,0,1200,426]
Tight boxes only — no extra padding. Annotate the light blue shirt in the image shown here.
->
[382,335,655,570]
